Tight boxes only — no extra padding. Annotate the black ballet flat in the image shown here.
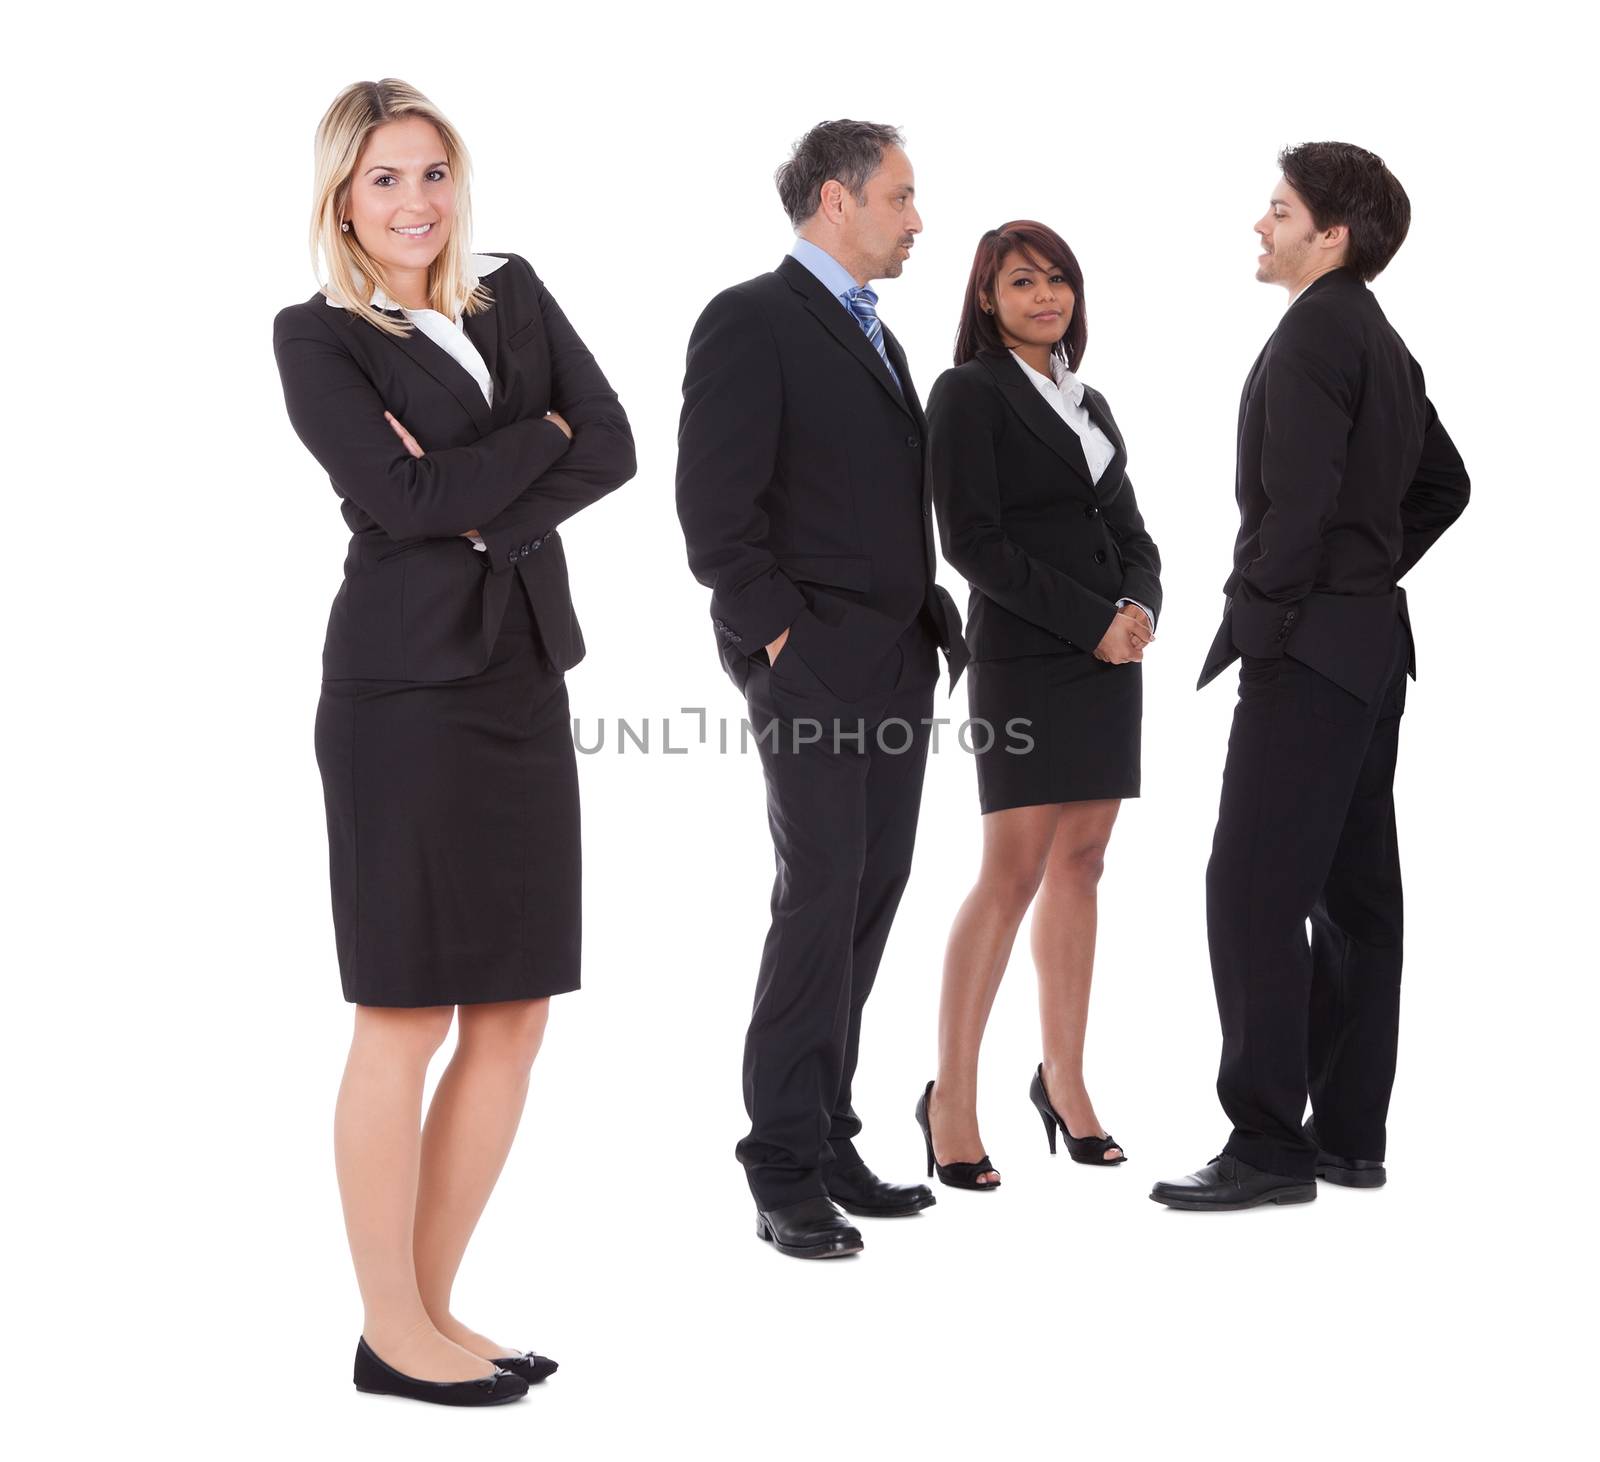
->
[490,1350,559,1384]
[352,1337,528,1406]
[1029,1064,1126,1165]
[914,1080,1000,1190]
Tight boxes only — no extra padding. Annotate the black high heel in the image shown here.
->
[1029,1064,1126,1166]
[914,1080,1000,1190]
[352,1337,528,1406]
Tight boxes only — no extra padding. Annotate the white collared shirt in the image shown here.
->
[1008,350,1155,632]
[1008,349,1116,484]
[325,253,509,549]
[325,252,508,406]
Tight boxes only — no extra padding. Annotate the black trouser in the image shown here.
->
[737,618,938,1208]
[1206,618,1410,1179]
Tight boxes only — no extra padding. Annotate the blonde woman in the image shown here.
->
[272,79,634,1406]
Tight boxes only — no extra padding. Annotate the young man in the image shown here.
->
[676,121,967,1258]
[1153,142,1471,1211]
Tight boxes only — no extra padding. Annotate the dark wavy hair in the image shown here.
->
[954,221,1087,369]
[1279,141,1411,282]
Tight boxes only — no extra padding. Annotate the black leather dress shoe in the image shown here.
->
[824,1162,937,1217]
[755,1196,864,1259]
[490,1349,559,1384]
[1305,1122,1387,1188]
[1148,1154,1317,1211]
[352,1337,528,1406]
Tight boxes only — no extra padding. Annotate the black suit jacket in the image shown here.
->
[675,254,968,700]
[1198,267,1470,701]
[273,252,635,681]
[928,350,1162,660]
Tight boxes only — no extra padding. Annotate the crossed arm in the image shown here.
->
[271,258,634,555]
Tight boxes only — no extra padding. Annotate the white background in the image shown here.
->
[9,2,1596,1457]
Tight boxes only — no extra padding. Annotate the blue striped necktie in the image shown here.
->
[844,285,902,390]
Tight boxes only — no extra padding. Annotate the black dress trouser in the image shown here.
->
[1207,616,1410,1179]
[737,616,939,1209]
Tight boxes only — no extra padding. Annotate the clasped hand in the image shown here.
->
[1094,605,1154,664]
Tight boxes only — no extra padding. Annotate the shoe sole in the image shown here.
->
[1148,1183,1318,1211]
[755,1219,864,1258]
[830,1196,937,1218]
[355,1384,527,1406]
[1315,1163,1386,1188]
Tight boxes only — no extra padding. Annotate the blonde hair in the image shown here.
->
[308,79,490,337]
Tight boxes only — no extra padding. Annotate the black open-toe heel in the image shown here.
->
[1029,1064,1126,1166]
[914,1080,1000,1190]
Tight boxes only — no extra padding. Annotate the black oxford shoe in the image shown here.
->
[755,1196,864,1259]
[824,1162,937,1217]
[1149,1154,1317,1211]
[1305,1121,1387,1188]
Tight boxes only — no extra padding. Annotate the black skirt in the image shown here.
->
[313,579,581,1007]
[966,651,1142,814]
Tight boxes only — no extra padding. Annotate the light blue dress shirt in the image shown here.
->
[788,237,901,389]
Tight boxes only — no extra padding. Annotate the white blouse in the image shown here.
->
[324,251,506,407]
[1008,350,1155,630]
[1009,349,1116,484]
[325,253,509,548]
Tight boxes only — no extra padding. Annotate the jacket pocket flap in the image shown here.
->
[778,554,871,593]
[505,317,543,351]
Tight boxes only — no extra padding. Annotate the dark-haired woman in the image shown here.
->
[272,80,634,1404]
[916,222,1161,1189]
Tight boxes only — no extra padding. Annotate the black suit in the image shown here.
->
[676,253,966,1207]
[272,253,635,1008]
[930,350,1162,654]
[929,350,1162,809]
[1200,268,1469,1176]
[273,252,635,682]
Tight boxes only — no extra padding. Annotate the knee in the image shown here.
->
[1053,839,1108,895]
[979,859,1046,916]
[457,999,550,1073]
[354,1004,456,1065]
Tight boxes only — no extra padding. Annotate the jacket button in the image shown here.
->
[1084,504,1100,518]
[1285,608,1299,621]
[1093,549,1107,565]
[906,435,920,448]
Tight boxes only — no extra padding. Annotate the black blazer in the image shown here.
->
[1198,267,1470,701]
[928,350,1162,661]
[675,254,967,700]
[272,252,635,681]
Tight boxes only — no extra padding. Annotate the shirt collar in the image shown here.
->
[324,251,509,312]
[1010,348,1085,407]
[789,235,862,306]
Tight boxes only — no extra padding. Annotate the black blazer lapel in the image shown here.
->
[463,303,500,397]
[377,312,494,435]
[882,327,924,425]
[978,350,1096,490]
[1081,387,1127,489]
[778,255,912,419]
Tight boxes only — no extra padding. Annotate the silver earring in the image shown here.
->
[341,221,351,233]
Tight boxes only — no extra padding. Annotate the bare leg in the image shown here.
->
[334,1004,497,1380]
[1033,799,1122,1159]
[930,805,1060,1181]
[414,998,550,1361]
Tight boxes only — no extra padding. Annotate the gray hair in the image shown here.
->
[775,119,904,227]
